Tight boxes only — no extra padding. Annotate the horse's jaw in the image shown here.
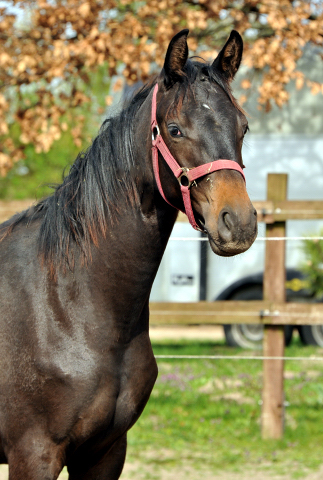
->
[206,226,258,257]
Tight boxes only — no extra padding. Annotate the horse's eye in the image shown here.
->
[168,125,182,138]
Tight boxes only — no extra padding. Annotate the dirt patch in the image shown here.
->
[0,461,322,480]
[122,459,323,480]
[0,200,34,224]
[121,460,323,480]
[150,324,224,341]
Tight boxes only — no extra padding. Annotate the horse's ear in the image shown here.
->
[162,29,189,88]
[212,30,243,82]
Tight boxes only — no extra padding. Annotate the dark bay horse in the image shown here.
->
[0,30,257,479]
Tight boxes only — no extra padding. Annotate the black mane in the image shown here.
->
[0,82,154,270]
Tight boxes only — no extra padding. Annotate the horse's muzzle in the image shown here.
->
[207,204,258,257]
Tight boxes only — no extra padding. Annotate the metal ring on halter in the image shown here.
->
[152,125,160,141]
[178,168,192,188]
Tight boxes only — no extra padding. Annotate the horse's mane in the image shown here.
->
[0,59,242,272]
[0,82,154,271]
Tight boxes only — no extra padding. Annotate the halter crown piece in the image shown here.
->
[151,83,245,232]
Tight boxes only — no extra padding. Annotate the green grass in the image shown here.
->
[126,338,323,478]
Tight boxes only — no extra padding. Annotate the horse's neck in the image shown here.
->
[123,89,179,265]
[89,97,179,308]
[85,203,176,334]
[131,99,179,274]
[94,192,178,288]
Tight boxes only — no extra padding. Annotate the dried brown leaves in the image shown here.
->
[0,0,322,175]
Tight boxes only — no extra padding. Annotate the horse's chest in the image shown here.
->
[70,334,157,447]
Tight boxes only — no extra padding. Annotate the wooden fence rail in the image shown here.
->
[150,173,323,440]
[150,301,323,326]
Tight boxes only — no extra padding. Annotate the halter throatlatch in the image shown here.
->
[151,83,245,231]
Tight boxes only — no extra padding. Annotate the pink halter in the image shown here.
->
[151,83,245,231]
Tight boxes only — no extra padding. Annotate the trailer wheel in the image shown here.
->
[224,323,265,349]
[223,285,293,349]
[298,325,323,347]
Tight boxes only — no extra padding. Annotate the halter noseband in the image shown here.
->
[151,83,245,232]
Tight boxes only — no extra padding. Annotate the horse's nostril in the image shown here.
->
[217,206,257,246]
[223,211,234,231]
[218,209,235,243]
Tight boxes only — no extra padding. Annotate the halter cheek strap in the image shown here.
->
[151,83,245,231]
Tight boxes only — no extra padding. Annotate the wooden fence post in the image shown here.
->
[261,173,287,439]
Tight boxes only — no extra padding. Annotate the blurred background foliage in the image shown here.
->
[301,230,323,299]
[0,63,111,199]
[0,0,322,197]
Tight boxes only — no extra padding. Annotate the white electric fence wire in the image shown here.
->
[170,236,323,242]
[155,354,323,361]
[152,311,323,318]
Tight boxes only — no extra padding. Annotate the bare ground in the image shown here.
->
[149,324,224,341]
[0,461,322,480]
[121,461,323,480]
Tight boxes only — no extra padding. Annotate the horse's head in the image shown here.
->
[152,29,257,257]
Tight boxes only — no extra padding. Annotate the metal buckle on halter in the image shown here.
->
[178,168,191,188]
[152,124,160,141]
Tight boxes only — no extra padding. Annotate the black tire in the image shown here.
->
[223,285,294,349]
[298,325,323,347]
